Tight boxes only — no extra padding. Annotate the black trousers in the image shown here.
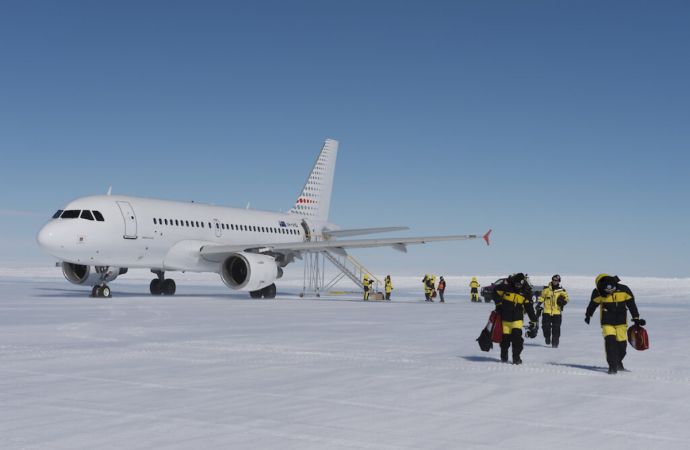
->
[542,314,562,346]
[500,328,524,360]
[385,291,390,300]
[364,287,369,300]
[605,335,627,370]
[438,289,444,302]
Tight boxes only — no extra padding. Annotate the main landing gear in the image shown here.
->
[249,283,277,299]
[150,270,176,296]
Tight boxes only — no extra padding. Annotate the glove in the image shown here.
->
[634,318,646,326]
[556,295,567,308]
[584,316,591,325]
[495,304,502,313]
[536,303,543,314]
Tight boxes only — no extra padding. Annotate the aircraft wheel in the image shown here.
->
[102,286,111,298]
[92,285,101,297]
[150,279,163,295]
[262,284,276,299]
[249,290,263,299]
[162,279,176,295]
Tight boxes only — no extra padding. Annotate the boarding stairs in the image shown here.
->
[300,236,382,298]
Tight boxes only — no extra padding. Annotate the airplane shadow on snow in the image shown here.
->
[31,287,358,301]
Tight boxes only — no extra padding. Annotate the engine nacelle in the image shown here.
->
[220,252,278,291]
[62,263,127,286]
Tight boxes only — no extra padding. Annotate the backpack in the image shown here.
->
[627,324,649,351]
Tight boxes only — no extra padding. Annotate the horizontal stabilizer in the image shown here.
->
[322,227,409,238]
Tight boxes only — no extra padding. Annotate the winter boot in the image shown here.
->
[545,336,551,346]
[513,357,522,365]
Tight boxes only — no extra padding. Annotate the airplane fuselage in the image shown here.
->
[37,194,336,273]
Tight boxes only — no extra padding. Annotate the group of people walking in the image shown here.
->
[422,274,446,302]
[491,272,645,374]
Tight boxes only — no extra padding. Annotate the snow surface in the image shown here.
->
[1,268,689,449]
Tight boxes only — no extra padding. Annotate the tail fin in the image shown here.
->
[288,139,338,221]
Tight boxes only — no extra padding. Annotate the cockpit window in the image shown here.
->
[93,211,104,222]
[52,210,64,219]
[80,210,95,221]
[61,210,80,219]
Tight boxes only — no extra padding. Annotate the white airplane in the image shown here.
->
[37,139,491,298]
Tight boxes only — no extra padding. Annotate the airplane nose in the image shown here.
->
[37,223,58,254]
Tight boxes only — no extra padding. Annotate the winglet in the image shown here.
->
[483,229,492,246]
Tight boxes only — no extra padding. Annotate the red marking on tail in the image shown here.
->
[483,229,492,246]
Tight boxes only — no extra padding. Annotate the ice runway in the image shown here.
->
[1,269,689,449]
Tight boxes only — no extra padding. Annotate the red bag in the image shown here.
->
[477,310,503,351]
[627,324,649,351]
[488,310,503,343]
[432,290,437,298]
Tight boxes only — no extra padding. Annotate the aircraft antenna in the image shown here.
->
[107,187,112,196]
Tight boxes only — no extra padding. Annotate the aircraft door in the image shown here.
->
[301,219,314,242]
[116,201,137,239]
[214,219,221,238]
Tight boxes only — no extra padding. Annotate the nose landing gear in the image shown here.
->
[91,285,111,298]
[91,266,114,298]
[150,270,176,296]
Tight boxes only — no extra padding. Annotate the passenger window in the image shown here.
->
[52,210,64,219]
[253,226,257,232]
[80,210,94,221]
[201,222,204,228]
[153,218,157,224]
[196,221,199,227]
[165,219,168,225]
[216,223,220,229]
[175,220,179,226]
[61,210,80,219]
[208,222,211,228]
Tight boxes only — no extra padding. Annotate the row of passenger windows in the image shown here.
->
[152,218,300,235]
[53,210,105,221]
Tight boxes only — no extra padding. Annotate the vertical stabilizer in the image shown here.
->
[289,139,338,221]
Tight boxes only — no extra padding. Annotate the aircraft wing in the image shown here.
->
[200,230,491,263]
[322,226,409,238]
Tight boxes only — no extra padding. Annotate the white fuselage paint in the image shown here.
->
[37,195,337,273]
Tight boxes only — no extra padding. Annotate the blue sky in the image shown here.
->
[1,1,688,278]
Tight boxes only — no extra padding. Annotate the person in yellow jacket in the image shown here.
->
[538,274,570,348]
[429,275,436,302]
[585,274,646,375]
[363,275,371,301]
[492,273,538,365]
[384,275,392,300]
[423,274,431,301]
[469,277,481,302]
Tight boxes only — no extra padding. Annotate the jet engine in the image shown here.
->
[220,252,279,291]
[62,263,127,286]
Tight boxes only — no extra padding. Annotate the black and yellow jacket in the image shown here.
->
[585,274,640,326]
[539,283,570,315]
[385,278,392,293]
[492,278,537,323]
